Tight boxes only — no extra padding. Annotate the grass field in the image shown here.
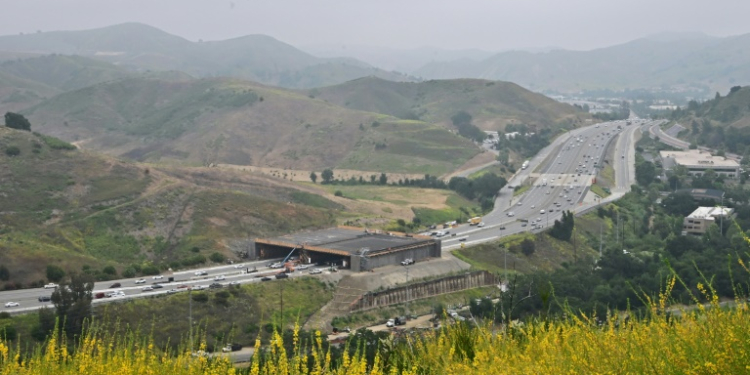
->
[590,183,610,198]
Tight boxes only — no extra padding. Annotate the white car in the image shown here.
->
[4,302,19,308]
[386,319,395,327]
[152,275,164,280]
[194,270,208,276]
[192,285,208,291]
[43,283,58,289]
[309,268,323,275]
[531,205,535,209]
[477,222,485,228]
[214,275,225,281]
[141,286,154,292]
[269,262,284,269]
[233,263,245,269]
[134,279,146,284]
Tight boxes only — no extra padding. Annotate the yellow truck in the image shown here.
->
[468,217,482,226]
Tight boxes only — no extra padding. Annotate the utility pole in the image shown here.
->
[599,220,603,257]
[280,279,284,330]
[405,266,410,316]
[188,287,193,352]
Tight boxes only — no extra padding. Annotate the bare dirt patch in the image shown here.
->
[442,150,498,179]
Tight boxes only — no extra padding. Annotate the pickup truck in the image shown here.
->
[43,283,58,289]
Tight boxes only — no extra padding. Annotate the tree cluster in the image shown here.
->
[4,112,31,131]
[448,173,507,211]
[549,210,574,241]
[451,111,487,143]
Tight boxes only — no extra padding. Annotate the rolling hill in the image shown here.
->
[670,85,750,154]
[313,76,588,131]
[0,126,341,286]
[0,23,414,89]
[413,33,750,93]
[22,76,481,175]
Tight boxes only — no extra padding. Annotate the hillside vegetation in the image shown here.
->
[670,85,750,154]
[314,76,588,131]
[23,76,480,174]
[0,23,413,89]
[0,126,340,286]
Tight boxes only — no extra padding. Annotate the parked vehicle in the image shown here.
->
[222,344,243,352]
[386,319,395,327]
[401,258,414,266]
[395,316,407,326]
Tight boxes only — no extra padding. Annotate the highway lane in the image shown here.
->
[441,119,654,250]
[0,257,316,314]
[649,122,741,162]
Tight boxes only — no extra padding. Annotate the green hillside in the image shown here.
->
[0,54,133,91]
[23,76,480,174]
[0,23,413,89]
[0,126,339,286]
[313,77,588,131]
[670,85,750,154]
[0,70,59,113]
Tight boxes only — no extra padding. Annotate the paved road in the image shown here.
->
[0,257,334,314]
[649,122,741,162]
[440,119,654,250]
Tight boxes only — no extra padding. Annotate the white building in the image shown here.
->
[682,206,734,236]
[660,150,740,179]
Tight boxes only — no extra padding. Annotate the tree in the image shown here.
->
[379,173,388,185]
[635,160,656,186]
[309,172,317,183]
[51,273,94,335]
[209,252,226,263]
[0,265,8,281]
[4,112,31,131]
[321,169,334,184]
[550,211,574,241]
[521,238,536,256]
[46,265,66,282]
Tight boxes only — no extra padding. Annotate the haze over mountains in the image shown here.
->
[0,23,413,89]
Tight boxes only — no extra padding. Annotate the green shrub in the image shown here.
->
[4,146,20,156]
[209,252,225,263]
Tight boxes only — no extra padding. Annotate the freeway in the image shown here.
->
[440,118,655,250]
[649,122,741,162]
[0,257,330,314]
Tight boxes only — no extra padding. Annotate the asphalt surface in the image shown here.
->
[440,119,654,250]
[649,122,741,162]
[0,257,336,314]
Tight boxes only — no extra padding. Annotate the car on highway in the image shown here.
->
[141,286,154,292]
[43,283,58,289]
[214,275,226,281]
[4,302,20,308]
[477,222,485,227]
[309,268,323,275]
[261,277,272,282]
[152,275,163,280]
[194,270,208,276]
[499,226,506,230]
[134,279,146,284]
[521,223,527,227]
[275,273,289,279]
[228,281,240,286]
[109,283,121,288]
[151,284,164,289]
[38,296,52,302]
[192,285,208,290]
[540,210,545,214]
[209,282,223,289]
[167,289,180,294]
[233,263,245,269]
[458,237,468,242]
[269,262,284,269]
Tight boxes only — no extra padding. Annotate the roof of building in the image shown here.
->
[676,188,725,200]
[258,227,433,256]
[659,150,739,169]
[687,206,734,220]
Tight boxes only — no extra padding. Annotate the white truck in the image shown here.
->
[542,178,548,186]
[521,160,530,170]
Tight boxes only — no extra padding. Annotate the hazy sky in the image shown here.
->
[1,0,749,51]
